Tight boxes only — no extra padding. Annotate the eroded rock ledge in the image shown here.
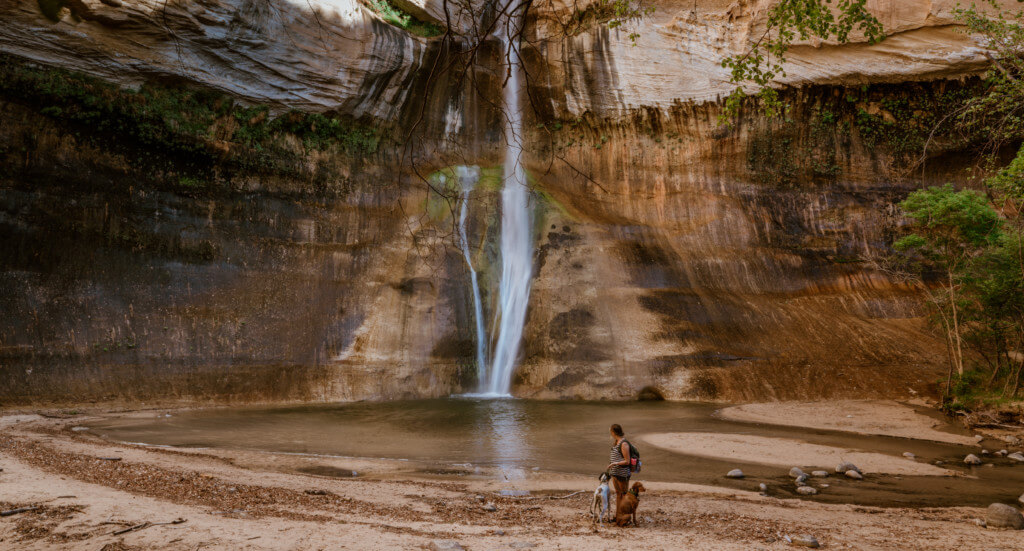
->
[0,0,1018,405]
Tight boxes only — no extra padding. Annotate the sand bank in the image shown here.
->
[643,432,954,476]
[717,400,977,445]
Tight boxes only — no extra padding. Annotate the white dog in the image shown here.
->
[590,471,612,523]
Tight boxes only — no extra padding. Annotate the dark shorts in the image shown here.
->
[613,474,630,484]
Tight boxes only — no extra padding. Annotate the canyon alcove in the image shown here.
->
[2,2,1024,548]
[3,0,1006,404]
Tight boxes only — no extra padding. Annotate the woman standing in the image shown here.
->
[605,424,632,509]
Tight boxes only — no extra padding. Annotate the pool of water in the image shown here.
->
[89,398,1024,508]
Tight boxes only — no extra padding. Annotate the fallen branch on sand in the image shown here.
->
[112,518,186,535]
[491,490,587,501]
[1,506,39,517]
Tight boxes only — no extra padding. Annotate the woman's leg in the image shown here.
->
[612,476,629,510]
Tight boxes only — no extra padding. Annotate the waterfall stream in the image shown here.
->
[485,8,533,396]
[455,166,488,386]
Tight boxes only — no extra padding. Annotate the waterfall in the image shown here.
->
[485,7,533,396]
[455,166,488,385]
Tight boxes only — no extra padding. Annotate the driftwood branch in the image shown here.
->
[112,518,187,535]
[1,506,39,517]
[491,490,587,500]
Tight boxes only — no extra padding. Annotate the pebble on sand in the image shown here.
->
[726,469,744,479]
[1008,452,1024,462]
[902,452,915,459]
[796,486,818,495]
[759,483,768,494]
[789,467,805,478]
[984,503,1024,530]
[810,470,829,478]
[844,470,864,480]
[429,541,465,551]
[787,534,820,548]
[964,454,982,466]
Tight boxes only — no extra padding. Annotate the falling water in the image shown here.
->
[485,8,533,396]
[455,166,488,385]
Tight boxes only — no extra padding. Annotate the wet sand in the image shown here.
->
[643,433,955,476]
[1,402,1023,550]
[718,400,979,445]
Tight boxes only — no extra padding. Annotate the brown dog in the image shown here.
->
[614,481,645,526]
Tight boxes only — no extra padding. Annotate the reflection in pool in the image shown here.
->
[89,398,1024,508]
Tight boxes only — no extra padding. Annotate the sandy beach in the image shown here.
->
[2,401,1023,550]
[717,401,979,446]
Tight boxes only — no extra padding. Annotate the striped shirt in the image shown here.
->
[610,439,631,478]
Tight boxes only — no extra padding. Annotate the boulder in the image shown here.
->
[845,470,864,480]
[836,462,860,474]
[726,469,745,479]
[796,486,818,495]
[810,470,829,478]
[789,467,805,478]
[985,503,1024,530]
[964,454,982,466]
[787,534,820,548]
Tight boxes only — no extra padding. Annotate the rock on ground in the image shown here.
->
[845,470,864,480]
[1008,452,1024,462]
[726,469,744,478]
[429,541,465,551]
[789,467,805,478]
[836,462,860,474]
[985,503,1024,530]
[811,470,829,478]
[788,534,820,548]
[964,454,982,465]
[797,486,818,495]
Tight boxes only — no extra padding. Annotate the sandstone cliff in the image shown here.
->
[0,0,1017,405]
